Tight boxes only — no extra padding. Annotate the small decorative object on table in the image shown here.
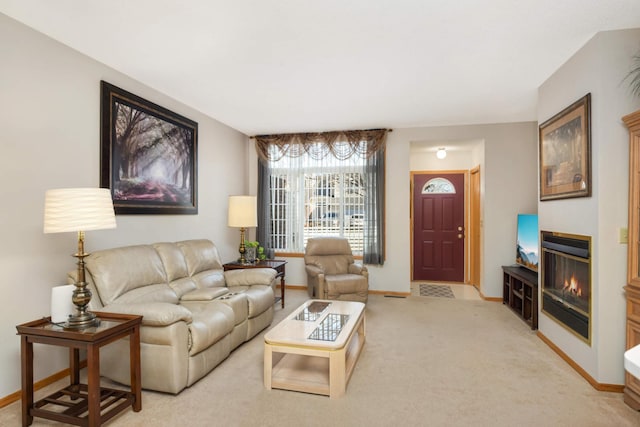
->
[245,246,257,263]
[244,240,267,264]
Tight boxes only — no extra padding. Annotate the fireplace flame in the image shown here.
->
[562,274,582,297]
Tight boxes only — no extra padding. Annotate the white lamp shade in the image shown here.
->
[44,188,117,233]
[228,196,257,228]
[436,148,447,159]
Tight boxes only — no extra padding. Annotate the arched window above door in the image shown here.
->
[422,177,456,194]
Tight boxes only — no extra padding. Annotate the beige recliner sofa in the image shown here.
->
[304,236,369,303]
[73,239,276,394]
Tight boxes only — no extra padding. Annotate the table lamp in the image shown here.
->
[44,188,116,329]
[227,195,257,264]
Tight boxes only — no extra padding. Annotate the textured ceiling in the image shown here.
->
[2,1,640,135]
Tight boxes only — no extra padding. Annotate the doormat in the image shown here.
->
[419,284,455,299]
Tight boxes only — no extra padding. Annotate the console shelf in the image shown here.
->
[502,265,538,330]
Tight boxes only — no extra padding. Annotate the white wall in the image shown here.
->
[260,123,537,300]
[0,14,249,398]
[409,145,478,171]
[538,28,640,385]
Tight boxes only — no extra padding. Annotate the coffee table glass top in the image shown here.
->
[308,313,350,341]
[294,301,331,322]
[265,299,365,350]
[292,301,350,341]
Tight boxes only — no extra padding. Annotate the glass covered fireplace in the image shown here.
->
[541,231,591,344]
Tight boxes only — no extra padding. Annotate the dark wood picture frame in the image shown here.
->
[539,93,591,201]
[100,81,198,214]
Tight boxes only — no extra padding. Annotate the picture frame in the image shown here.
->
[100,81,198,214]
[539,93,591,201]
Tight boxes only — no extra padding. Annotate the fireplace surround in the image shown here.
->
[541,231,591,344]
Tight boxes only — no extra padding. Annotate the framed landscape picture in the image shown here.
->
[539,93,591,201]
[100,81,198,214]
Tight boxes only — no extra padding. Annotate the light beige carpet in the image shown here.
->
[2,290,639,426]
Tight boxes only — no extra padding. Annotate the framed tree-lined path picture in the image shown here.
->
[100,81,198,214]
[539,93,591,201]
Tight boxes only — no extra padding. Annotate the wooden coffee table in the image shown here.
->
[264,299,365,398]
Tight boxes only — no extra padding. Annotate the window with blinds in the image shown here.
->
[268,152,365,254]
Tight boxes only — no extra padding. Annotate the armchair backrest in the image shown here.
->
[304,237,355,275]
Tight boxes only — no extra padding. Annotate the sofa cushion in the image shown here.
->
[101,302,192,326]
[227,285,274,319]
[217,293,249,326]
[111,284,179,305]
[86,244,173,306]
[224,268,277,286]
[187,302,234,356]
[192,270,226,289]
[153,242,189,282]
[181,287,229,301]
[325,274,368,295]
[178,240,223,276]
[167,277,198,298]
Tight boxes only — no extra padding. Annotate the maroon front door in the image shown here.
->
[412,173,465,282]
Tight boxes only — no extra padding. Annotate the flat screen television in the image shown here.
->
[515,213,539,272]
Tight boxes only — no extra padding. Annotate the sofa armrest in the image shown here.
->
[305,265,326,298]
[180,287,228,301]
[305,264,324,277]
[224,268,277,286]
[348,263,368,276]
[101,302,192,326]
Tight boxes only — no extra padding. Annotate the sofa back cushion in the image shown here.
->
[153,242,198,298]
[178,240,225,288]
[154,242,189,282]
[86,244,177,306]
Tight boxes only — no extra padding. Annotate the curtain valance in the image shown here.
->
[254,129,388,161]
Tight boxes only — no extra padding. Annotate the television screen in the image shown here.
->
[516,214,539,272]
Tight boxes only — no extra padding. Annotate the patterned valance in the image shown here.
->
[254,129,388,161]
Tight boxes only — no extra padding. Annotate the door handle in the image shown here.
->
[458,234,464,239]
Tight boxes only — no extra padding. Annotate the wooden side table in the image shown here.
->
[16,312,142,426]
[223,260,287,308]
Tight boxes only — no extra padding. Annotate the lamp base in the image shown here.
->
[64,311,100,330]
[63,232,100,330]
[238,227,247,264]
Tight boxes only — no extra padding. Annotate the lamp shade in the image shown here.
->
[228,196,257,228]
[44,188,116,233]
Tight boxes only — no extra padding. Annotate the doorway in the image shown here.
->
[411,172,466,282]
[470,166,481,289]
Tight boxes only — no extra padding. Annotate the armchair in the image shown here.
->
[304,237,368,303]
